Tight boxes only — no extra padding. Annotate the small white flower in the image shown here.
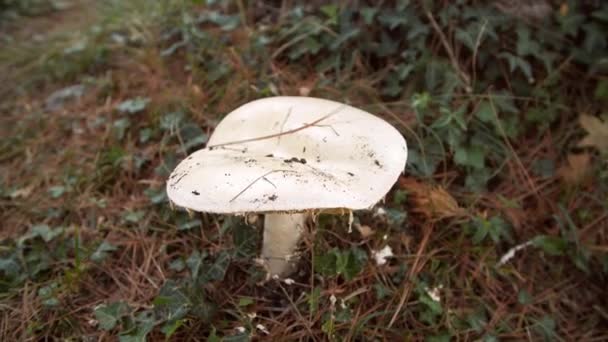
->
[329,294,337,307]
[247,312,257,320]
[373,207,387,217]
[372,245,393,265]
[256,324,269,335]
[340,299,347,310]
[283,278,295,285]
[272,274,280,280]
[425,285,443,302]
[235,326,246,333]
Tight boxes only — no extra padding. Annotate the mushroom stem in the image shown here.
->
[262,212,307,277]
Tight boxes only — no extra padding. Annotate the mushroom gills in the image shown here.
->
[262,212,308,277]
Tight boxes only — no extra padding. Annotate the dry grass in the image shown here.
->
[1,1,607,341]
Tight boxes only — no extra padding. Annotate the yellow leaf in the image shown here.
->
[559,3,568,16]
[559,153,592,185]
[578,114,608,154]
[399,178,466,220]
[355,224,374,238]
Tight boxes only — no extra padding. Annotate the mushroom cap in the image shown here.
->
[166,96,407,214]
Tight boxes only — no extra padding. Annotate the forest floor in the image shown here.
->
[1,1,607,341]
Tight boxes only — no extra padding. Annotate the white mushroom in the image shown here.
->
[166,96,407,277]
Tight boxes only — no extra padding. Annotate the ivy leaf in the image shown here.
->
[386,208,407,229]
[454,28,475,51]
[232,222,258,258]
[169,258,185,271]
[119,310,155,342]
[177,219,201,231]
[35,224,63,242]
[376,32,398,57]
[344,248,367,280]
[498,52,533,81]
[116,97,150,114]
[578,114,608,154]
[187,250,204,280]
[470,216,511,244]
[154,280,191,322]
[94,301,130,331]
[202,251,231,282]
[288,37,322,60]
[491,91,519,113]
[454,145,485,169]
[179,124,209,152]
[382,74,402,97]
[330,28,360,50]
[314,247,366,280]
[160,111,185,131]
[0,256,21,279]
[407,141,443,177]
[113,118,131,140]
[515,26,541,57]
[518,289,533,305]
[320,4,339,25]
[466,309,488,333]
[532,159,555,178]
[582,23,606,54]
[48,185,66,198]
[360,7,378,25]
[38,282,60,307]
[223,333,251,342]
[91,241,118,262]
[595,80,608,101]
[161,319,185,338]
[378,11,408,29]
[531,235,567,256]
[18,224,63,246]
[475,101,495,123]
[238,297,254,307]
[314,248,338,277]
[202,11,240,31]
[123,210,145,223]
[533,315,558,341]
[592,7,608,21]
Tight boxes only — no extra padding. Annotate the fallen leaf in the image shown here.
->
[399,177,466,220]
[578,114,608,154]
[559,153,592,185]
[355,224,374,238]
[9,185,34,199]
[299,86,311,96]
[559,3,568,16]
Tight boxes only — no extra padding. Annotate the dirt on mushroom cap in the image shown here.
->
[166,97,408,213]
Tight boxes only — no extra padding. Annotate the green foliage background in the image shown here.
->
[1,0,607,341]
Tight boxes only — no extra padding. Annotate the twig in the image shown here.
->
[315,124,340,136]
[424,8,471,90]
[208,105,346,148]
[229,170,296,202]
[488,98,543,202]
[262,177,277,188]
[277,108,292,145]
[388,224,433,328]
[472,19,488,87]
[277,283,317,340]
